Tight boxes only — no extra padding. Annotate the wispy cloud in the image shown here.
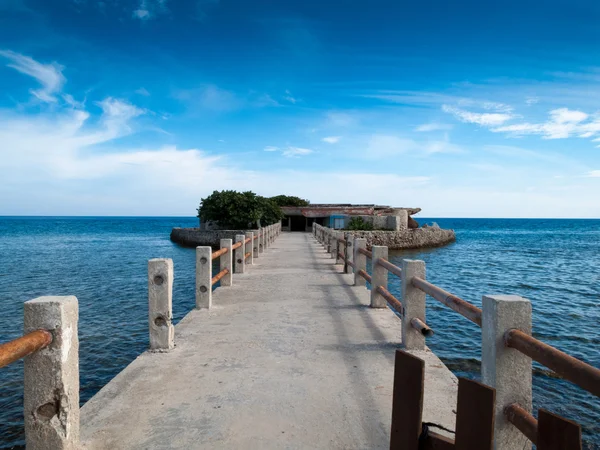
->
[585,170,600,178]
[135,87,150,96]
[282,147,314,157]
[442,104,514,126]
[322,136,341,144]
[175,85,280,112]
[264,146,279,152]
[492,108,600,140]
[365,134,462,158]
[0,49,65,102]
[133,0,168,20]
[283,89,297,104]
[415,123,453,132]
[326,111,356,127]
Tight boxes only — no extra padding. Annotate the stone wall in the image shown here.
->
[170,228,255,247]
[346,225,455,249]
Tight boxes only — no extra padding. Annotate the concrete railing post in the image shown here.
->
[354,238,367,287]
[245,232,254,265]
[344,233,354,274]
[148,259,174,351]
[327,229,333,254]
[196,246,212,309]
[482,295,533,450]
[259,229,265,253]
[235,234,245,273]
[370,246,388,308]
[252,234,259,259]
[24,296,79,450]
[401,259,426,350]
[331,230,338,260]
[336,232,345,264]
[220,239,233,286]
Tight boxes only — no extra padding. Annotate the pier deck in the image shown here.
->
[80,233,457,449]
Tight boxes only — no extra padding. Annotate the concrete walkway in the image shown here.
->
[80,233,457,449]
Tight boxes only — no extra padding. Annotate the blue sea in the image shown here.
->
[0,217,599,448]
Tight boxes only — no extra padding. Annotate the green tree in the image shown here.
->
[346,217,374,231]
[270,195,310,207]
[197,190,284,229]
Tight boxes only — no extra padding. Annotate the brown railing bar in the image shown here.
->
[504,403,537,445]
[253,234,259,240]
[0,330,53,369]
[211,268,230,286]
[357,269,372,284]
[505,329,600,397]
[244,252,251,260]
[410,317,434,337]
[376,285,403,314]
[244,237,252,244]
[337,238,346,245]
[411,276,482,327]
[347,260,355,269]
[358,248,372,259]
[337,252,345,260]
[231,241,243,250]
[211,247,228,260]
[376,257,402,278]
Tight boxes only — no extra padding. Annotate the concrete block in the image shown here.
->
[482,295,532,450]
[245,232,254,265]
[148,259,174,351]
[235,234,245,274]
[401,260,426,350]
[24,296,79,450]
[354,238,367,287]
[259,229,265,253]
[344,233,354,274]
[331,230,338,259]
[252,233,259,259]
[220,239,233,286]
[370,246,388,308]
[195,246,212,309]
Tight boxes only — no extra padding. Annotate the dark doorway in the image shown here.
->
[290,215,306,232]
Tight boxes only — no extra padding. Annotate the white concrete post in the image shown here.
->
[252,233,259,259]
[336,232,345,264]
[354,238,367,287]
[326,229,332,254]
[235,234,245,274]
[344,233,354,274]
[370,246,388,308]
[195,246,212,309]
[259,229,265,253]
[24,296,79,450]
[220,239,233,286]
[245,232,254,265]
[331,230,338,260]
[401,259,426,350]
[482,295,533,450]
[148,259,174,351]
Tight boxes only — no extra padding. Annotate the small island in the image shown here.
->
[170,190,456,249]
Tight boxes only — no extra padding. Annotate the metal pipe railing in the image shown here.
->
[357,269,372,284]
[504,403,538,445]
[211,268,230,286]
[411,276,482,327]
[244,252,252,260]
[376,285,403,314]
[358,248,372,259]
[410,318,434,337]
[211,247,228,260]
[505,329,600,397]
[376,258,402,278]
[0,330,53,369]
[231,241,243,250]
[347,260,355,268]
[244,237,252,244]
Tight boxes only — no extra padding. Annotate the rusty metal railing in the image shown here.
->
[504,403,538,445]
[0,330,53,369]
[505,329,600,397]
[211,247,228,260]
[411,276,482,327]
[376,257,402,278]
[376,285,403,314]
[231,241,243,251]
[211,268,230,285]
[244,237,252,244]
[358,247,372,259]
[357,269,372,284]
[244,252,251,260]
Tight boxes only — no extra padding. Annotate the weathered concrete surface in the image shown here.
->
[170,228,256,247]
[80,233,457,449]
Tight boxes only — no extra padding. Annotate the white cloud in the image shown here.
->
[282,147,314,158]
[0,49,65,102]
[326,111,356,127]
[442,105,514,126]
[264,146,279,152]
[135,87,150,96]
[322,136,341,144]
[586,170,600,178]
[132,0,168,20]
[492,108,600,140]
[365,134,462,158]
[415,123,453,132]
[284,89,297,104]
[525,96,540,105]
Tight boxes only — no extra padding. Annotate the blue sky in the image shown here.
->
[1,0,600,217]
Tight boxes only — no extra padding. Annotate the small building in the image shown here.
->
[280,204,419,232]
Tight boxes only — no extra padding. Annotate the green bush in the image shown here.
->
[270,195,310,207]
[346,217,374,231]
[197,190,284,229]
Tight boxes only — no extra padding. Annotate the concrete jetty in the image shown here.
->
[79,232,457,449]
